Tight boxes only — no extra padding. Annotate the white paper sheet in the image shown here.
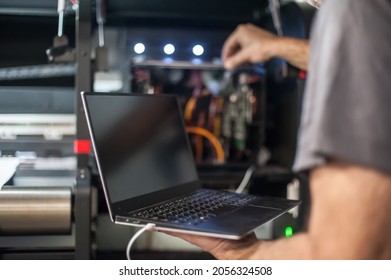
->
[0,157,19,189]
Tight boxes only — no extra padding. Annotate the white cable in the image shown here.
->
[269,0,283,36]
[235,165,256,194]
[126,223,155,260]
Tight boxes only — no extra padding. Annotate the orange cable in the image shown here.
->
[184,96,197,123]
[186,126,225,163]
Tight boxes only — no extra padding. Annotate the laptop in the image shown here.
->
[81,92,300,240]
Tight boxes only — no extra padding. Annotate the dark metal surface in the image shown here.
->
[74,0,93,260]
[0,0,269,29]
[104,0,269,27]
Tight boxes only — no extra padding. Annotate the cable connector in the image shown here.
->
[126,223,156,260]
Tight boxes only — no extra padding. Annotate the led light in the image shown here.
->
[164,44,175,55]
[163,57,174,64]
[192,58,202,65]
[285,226,293,237]
[134,43,145,54]
[192,44,204,56]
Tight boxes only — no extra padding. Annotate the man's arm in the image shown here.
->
[167,161,391,259]
[305,161,391,259]
[221,23,309,71]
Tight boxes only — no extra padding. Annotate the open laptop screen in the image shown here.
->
[84,93,199,203]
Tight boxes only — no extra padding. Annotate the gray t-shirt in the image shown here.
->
[293,0,391,174]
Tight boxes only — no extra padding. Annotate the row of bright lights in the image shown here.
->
[134,43,205,56]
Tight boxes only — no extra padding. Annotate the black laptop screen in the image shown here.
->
[84,93,199,203]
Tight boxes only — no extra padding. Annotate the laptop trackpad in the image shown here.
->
[232,205,282,224]
[200,205,282,234]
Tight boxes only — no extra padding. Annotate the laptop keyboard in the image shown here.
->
[129,189,258,226]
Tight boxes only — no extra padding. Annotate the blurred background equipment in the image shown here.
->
[0,0,316,259]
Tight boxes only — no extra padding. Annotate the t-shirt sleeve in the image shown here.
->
[293,0,391,174]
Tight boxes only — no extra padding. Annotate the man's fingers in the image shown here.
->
[160,230,228,252]
[222,32,240,62]
[224,50,250,69]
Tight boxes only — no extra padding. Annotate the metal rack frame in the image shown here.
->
[74,0,93,259]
